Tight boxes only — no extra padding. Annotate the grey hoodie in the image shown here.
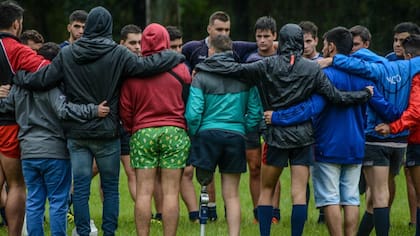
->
[0,84,98,159]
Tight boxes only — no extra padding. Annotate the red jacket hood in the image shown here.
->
[141,23,170,56]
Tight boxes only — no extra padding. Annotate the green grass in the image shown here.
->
[0,164,416,235]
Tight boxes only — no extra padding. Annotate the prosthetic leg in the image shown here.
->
[196,168,214,236]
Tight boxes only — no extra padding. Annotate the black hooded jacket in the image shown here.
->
[14,6,185,139]
[195,24,371,148]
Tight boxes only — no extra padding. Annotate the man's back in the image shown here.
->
[314,67,369,164]
[186,51,261,136]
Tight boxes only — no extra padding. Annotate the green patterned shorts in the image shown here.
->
[130,126,190,169]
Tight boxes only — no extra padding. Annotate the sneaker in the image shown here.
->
[71,220,98,236]
[208,206,218,222]
[90,220,98,235]
[21,214,27,236]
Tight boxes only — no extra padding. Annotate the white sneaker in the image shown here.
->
[71,220,98,236]
[21,214,27,236]
[90,220,98,236]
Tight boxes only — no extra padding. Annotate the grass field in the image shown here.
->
[0,163,416,235]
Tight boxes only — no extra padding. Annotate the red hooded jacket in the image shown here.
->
[119,23,191,134]
[390,74,420,143]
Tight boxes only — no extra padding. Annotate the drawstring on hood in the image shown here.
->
[70,6,117,64]
[141,23,170,56]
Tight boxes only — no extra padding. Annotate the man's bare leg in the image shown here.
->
[222,173,241,236]
[135,168,156,236]
[0,154,25,236]
[343,205,359,236]
[324,205,342,236]
[161,168,182,236]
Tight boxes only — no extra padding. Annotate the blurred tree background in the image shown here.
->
[17,0,420,55]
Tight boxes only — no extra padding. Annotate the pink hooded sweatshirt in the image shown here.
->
[119,23,191,134]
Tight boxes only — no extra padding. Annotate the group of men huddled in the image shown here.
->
[0,1,420,236]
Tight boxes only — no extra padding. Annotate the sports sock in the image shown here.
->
[373,207,389,236]
[189,211,199,221]
[272,207,280,221]
[416,208,420,236]
[257,205,273,236]
[357,211,374,236]
[253,207,258,221]
[291,204,307,236]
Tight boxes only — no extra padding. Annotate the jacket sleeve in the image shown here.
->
[185,81,205,136]
[232,41,257,62]
[49,88,98,122]
[194,58,266,85]
[368,86,402,122]
[0,85,16,114]
[12,43,49,72]
[271,94,326,126]
[245,86,263,132]
[123,49,185,78]
[390,74,420,133]
[12,56,63,90]
[332,54,385,82]
[315,68,372,105]
[119,82,134,134]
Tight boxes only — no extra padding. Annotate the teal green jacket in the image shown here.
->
[185,52,262,136]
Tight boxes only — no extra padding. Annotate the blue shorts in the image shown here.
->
[312,162,361,207]
[190,129,246,173]
[406,144,420,167]
[363,144,405,175]
[245,131,261,149]
[263,144,314,167]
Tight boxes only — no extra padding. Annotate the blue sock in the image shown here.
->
[253,208,258,221]
[258,205,273,236]
[189,211,199,221]
[416,208,420,236]
[272,208,280,221]
[291,204,307,236]
[373,207,389,236]
[154,213,162,221]
[357,211,373,236]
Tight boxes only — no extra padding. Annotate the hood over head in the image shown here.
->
[70,6,117,64]
[83,6,113,39]
[278,24,304,56]
[141,23,170,56]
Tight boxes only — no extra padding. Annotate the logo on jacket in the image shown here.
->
[386,74,402,84]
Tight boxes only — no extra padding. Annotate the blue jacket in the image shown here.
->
[185,52,262,136]
[271,67,402,164]
[332,48,420,142]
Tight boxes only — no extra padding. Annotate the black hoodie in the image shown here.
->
[195,23,371,148]
[14,6,185,139]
